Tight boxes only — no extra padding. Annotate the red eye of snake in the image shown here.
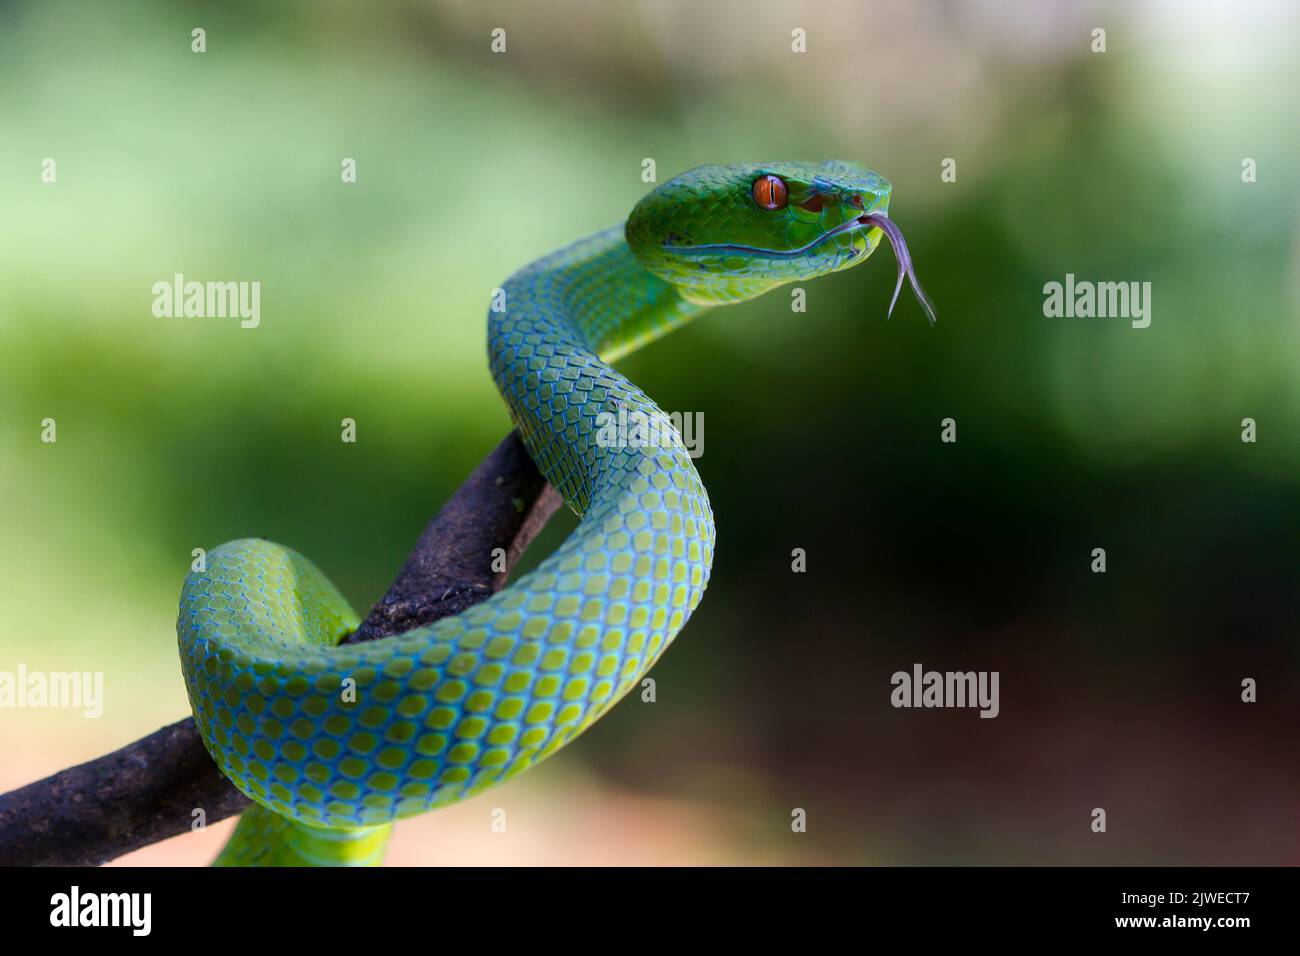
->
[752,174,788,210]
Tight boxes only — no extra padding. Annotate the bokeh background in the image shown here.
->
[2,0,1297,865]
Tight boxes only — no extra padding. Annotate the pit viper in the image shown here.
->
[177,161,934,865]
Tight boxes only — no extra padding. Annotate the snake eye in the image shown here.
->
[752,175,788,210]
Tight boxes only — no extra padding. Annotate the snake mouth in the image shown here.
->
[661,214,867,260]
[661,212,936,324]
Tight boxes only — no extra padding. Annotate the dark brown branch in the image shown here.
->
[347,431,562,642]
[0,430,560,867]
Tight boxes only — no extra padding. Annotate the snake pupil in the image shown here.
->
[752,174,788,210]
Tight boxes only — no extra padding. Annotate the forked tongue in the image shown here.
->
[859,213,937,325]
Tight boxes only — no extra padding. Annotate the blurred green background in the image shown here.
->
[1,0,1297,864]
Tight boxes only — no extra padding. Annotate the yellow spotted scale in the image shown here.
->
[179,161,922,865]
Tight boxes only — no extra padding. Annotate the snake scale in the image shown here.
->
[177,161,934,865]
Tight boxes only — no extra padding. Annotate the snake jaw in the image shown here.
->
[651,211,936,329]
[858,212,937,325]
[657,213,870,261]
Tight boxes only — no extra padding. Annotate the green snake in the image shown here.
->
[178,161,934,865]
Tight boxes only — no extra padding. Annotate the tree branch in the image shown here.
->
[0,430,560,866]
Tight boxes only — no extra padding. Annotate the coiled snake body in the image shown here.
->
[178,161,932,865]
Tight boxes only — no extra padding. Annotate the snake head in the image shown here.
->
[627,160,934,323]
